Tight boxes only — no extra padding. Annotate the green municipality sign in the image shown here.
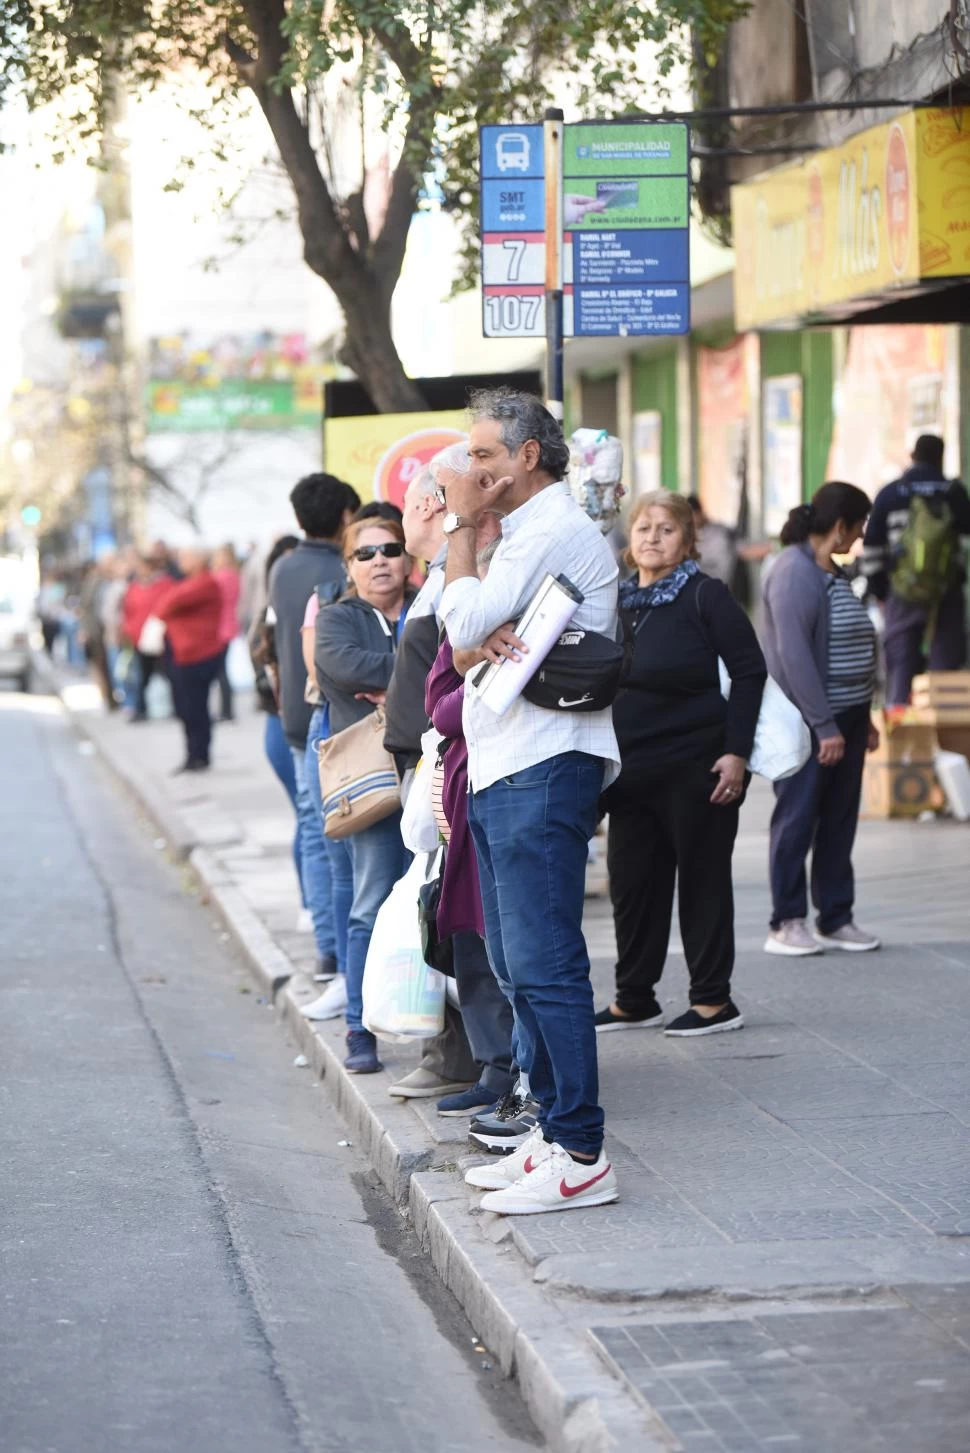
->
[564,122,689,177]
[145,379,315,432]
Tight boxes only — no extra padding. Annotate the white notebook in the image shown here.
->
[469,573,584,717]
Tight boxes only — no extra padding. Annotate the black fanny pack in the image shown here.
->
[522,625,627,713]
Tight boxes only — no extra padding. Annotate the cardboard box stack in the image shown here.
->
[862,672,970,819]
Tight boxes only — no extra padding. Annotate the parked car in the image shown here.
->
[0,595,32,691]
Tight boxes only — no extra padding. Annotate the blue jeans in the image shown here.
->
[468,751,605,1156]
[263,713,303,905]
[306,707,353,974]
[345,813,408,1032]
[290,734,336,961]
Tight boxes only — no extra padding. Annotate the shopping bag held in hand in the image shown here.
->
[137,615,166,657]
[362,855,446,1042]
[400,726,443,853]
[718,662,811,781]
[318,706,400,840]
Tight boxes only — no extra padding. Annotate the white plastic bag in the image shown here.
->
[719,662,811,782]
[400,726,443,853]
[137,615,166,656]
[362,855,446,1042]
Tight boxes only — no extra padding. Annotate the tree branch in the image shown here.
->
[232,0,361,286]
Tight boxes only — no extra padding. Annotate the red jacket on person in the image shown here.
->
[122,577,171,647]
[157,572,223,666]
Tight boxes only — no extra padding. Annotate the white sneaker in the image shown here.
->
[480,1142,619,1216]
[464,1126,550,1190]
[764,919,823,956]
[296,908,314,934]
[814,923,881,952]
[299,976,348,1021]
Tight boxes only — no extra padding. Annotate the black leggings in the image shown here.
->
[607,758,742,1009]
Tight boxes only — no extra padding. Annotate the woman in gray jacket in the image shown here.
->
[313,519,415,1074]
[761,482,881,958]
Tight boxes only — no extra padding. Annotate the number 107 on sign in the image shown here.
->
[483,289,544,337]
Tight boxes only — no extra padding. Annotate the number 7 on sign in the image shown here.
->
[502,238,526,281]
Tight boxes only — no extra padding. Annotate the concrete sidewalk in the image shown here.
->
[44,665,970,1452]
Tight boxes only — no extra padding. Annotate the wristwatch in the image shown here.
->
[443,511,476,535]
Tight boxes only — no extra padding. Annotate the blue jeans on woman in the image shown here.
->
[263,712,303,904]
[290,732,336,963]
[306,707,353,974]
[467,751,605,1157]
[345,812,408,1032]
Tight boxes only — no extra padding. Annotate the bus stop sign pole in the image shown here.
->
[543,107,565,422]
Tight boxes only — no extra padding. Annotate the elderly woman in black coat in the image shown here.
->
[596,490,767,1038]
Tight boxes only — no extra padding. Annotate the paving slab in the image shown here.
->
[590,1286,970,1452]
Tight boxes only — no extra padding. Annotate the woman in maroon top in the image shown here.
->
[157,548,223,773]
[425,638,515,1118]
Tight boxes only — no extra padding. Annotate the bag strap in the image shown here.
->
[693,576,724,685]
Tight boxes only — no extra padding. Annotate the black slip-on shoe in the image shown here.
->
[664,1002,743,1037]
[594,1002,664,1033]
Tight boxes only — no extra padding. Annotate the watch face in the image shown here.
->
[443,512,461,533]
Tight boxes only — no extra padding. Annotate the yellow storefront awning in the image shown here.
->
[731,107,970,330]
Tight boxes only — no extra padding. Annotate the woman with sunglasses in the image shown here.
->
[313,519,417,1074]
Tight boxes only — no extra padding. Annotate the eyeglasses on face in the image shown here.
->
[433,486,446,507]
[352,542,405,562]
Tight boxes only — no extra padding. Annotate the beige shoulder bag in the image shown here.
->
[318,706,401,840]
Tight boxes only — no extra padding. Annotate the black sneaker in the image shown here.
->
[594,1001,663,1033]
[469,1089,539,1153]
[664,1002,744,1037]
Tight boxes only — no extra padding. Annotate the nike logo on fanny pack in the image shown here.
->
[560,1163,612,1198]
[558,693,593,708]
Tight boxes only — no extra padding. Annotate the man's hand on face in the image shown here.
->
[445,467,515,521]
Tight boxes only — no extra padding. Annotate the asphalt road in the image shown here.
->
[0,690,541,1453]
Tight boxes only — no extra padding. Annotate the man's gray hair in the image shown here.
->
[428,441,470,483]
[408,465,438,498]
[468,388,570,480]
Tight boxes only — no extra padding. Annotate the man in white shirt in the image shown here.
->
[439,389,621,1216]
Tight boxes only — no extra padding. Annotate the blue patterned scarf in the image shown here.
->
[619,559,698,612]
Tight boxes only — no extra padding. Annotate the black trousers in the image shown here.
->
[883,589,967,706]
[607,758,742,1010]
[214,646,234,720]
[769,703,869,934]
[170,653,221,765]
[134,650,164,717]
[419,933,515,1095]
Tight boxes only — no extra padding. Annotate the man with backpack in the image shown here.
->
[862,435,970,705]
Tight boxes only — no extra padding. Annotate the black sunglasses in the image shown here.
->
[352,542,405,562]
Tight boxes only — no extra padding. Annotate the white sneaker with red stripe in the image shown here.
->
[479,1142,619,1215]
[464,1126,551,1190]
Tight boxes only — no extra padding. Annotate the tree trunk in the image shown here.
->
[236,4,430,415]
[334,281,428,412]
